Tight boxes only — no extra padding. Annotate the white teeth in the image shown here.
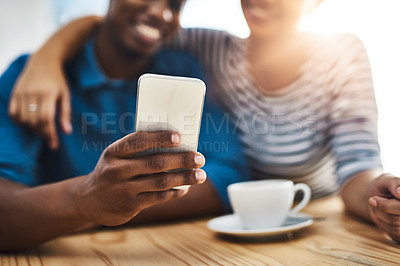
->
[136,23,161,41]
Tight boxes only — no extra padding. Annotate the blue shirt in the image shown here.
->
[0,39,249,210]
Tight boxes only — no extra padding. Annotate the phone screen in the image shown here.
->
[135,74,206,189]
[135,73,206,153]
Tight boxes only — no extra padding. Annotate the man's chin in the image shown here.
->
[122,40,161,57]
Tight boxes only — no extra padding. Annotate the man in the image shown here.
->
[0,0,248,250]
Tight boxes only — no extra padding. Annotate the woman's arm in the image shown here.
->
[169,28,234,75]
[38,16,103,63]
[8,16,103,150]
[328,34,400,242]
[341,171,400,243]
[340,169,381,220]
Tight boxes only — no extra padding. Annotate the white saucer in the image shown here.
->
[207,213,313,237]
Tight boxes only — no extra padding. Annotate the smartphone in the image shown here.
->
[135,74,206,189]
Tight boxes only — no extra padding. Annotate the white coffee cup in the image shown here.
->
[227,179,311,229]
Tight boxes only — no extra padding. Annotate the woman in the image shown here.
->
[9,0,400,243]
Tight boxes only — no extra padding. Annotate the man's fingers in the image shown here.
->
[103,152,205,181]
[59,91,72,134]
[130,152,205,177]
[370,196,400,215]
[106,131,181,158]
[132,169,207,192]
[135,188,189,210]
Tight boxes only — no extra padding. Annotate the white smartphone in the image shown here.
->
[135,74,206,189]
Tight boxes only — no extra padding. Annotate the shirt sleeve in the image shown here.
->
[0,55,43,186]
[167,28,236,77]
[198,96,250,212]
[328,34,383,185]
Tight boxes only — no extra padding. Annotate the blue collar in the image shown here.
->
[76,38,136,91]
[73,38,205,91]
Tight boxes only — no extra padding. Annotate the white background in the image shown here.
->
[0,0,399,175]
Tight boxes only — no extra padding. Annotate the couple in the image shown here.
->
[1,0,399,251]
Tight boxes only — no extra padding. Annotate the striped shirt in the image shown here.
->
[169,28,382,198]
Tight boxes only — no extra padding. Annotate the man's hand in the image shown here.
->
[75,131,206,226]
[367,173,400,242]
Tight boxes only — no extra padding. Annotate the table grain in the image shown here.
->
[1,196,399,265]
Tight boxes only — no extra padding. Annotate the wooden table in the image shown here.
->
[1,196,399,265]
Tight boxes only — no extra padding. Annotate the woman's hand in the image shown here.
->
[8,16,103,150]
[8,52,72,150]
[75,131,207,226]
[368,174,400,243]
